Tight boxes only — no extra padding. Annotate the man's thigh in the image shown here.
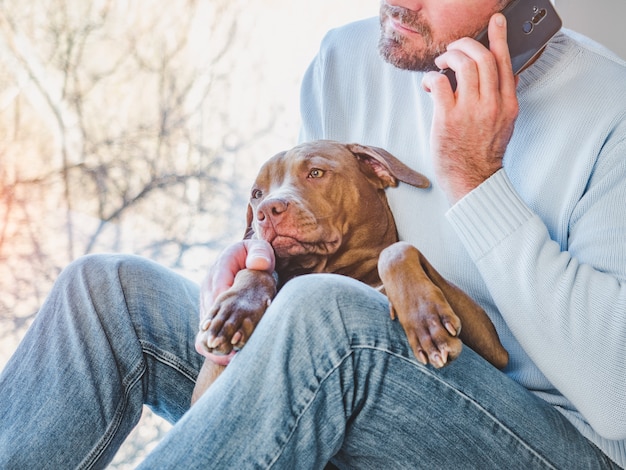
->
[334,344,614,469]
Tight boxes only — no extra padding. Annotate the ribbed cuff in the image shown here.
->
[446,170,535,261]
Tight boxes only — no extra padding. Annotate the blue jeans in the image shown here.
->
[0,254,616,469]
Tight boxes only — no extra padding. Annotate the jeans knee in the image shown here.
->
[269,274,389,337]
[277,274,365,314]
[58,253,159,294]
[59,253,126,283]
[50,254,159,330]
[279,273,349,303]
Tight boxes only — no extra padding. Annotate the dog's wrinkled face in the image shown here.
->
[250,144,349,259]
[246,140,429,276]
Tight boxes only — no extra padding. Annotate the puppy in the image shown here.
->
[193,140,507,404]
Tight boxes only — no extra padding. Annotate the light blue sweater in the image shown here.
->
[299,17,626,467]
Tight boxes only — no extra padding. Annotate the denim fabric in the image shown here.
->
[142,272,616,469]
[0,255,617,469]
[0,254,203,469]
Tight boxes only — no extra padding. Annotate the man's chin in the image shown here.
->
[378,37,438,72]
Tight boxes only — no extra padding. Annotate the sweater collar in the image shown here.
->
[517,31,575,92]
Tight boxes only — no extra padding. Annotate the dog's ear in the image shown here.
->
[346,143,430,189]
[244,204,255,239]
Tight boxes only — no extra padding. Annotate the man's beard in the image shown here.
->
[378,3,447,72]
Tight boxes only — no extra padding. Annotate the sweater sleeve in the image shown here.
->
[446,142,626,440]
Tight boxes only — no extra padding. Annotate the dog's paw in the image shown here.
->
[199,291,271,354]
[379,242,464,368]
[196,269,276,357]
[390,298,463,368]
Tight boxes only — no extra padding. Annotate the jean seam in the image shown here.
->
[266,349,354,468]
[77,342,197,469]
[77,359,146,470]
[359,346,559,470]
[140,341,198,383]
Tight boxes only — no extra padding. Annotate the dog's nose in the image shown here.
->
[257,197,289,222]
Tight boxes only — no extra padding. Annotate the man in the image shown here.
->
[1,0,625,467]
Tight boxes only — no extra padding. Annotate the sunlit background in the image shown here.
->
[0,0,374,466]
[0,0,623,467]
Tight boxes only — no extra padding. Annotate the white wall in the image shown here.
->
[555,0,626,59]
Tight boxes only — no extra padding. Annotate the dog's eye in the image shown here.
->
[308,169,325,179]
[251,189,263,199]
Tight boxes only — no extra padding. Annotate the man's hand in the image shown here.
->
[422,13,519,203]
[195,239,275,360]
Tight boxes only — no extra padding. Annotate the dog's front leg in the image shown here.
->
[192,360,226,405]
[192,269,277,404]
[378,241,508,369]
[379,242,463,368]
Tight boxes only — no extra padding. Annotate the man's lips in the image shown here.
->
[389,18,421,35]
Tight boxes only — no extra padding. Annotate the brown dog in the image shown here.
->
[192,140,508,404]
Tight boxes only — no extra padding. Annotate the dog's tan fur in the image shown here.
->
[192,140,507,404]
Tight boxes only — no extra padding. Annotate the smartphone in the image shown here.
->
[440,0,562,91]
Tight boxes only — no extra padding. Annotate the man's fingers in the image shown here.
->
[488,13,518,99]
[429,13,514,100]
[245,239,275,272]
[207,242,248,295]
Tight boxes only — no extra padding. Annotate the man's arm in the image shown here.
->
[424,12,626,440]
[422,13,518,203]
